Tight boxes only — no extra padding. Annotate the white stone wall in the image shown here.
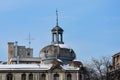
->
[0,71,81,80]
[14,73,21,80]
[0,74,2,80]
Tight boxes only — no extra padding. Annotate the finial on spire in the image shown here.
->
[56,10,58,26]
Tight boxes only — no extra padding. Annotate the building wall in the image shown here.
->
[7,42,34,64]
[0,71,83,80]
[8,42,14,64]
[107,52,120,80]
[17,47,33,58]
[112,53,120,67]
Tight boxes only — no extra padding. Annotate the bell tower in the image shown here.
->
[51,10,64,44]
[8,42,14,64]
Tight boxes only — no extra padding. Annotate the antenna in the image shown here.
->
[26,33,34,48]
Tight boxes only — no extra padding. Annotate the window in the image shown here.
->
[41,74,46,80]
[6,73,13,80]
[79,75,82,80]
[22,73,26,80]
[29,73,33,80]
[54,74,59,80]
[117,55,119,62]
[67,74,72,80]
[27,53,30,56]
[118,74,120,80]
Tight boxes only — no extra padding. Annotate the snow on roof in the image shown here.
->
[0,64,38,69]
[57,59,63,62]
[54,44,71,49]
[61,65,80,70]
[0,63,79,71]
[39,63,52,68]
[0,64,52,70]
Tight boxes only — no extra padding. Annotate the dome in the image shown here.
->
[40,11,77,65]
[40,44,76,65]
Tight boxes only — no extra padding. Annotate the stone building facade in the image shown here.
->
[8,42,41,64]
[0,12,86,80]
[107,52,120,80]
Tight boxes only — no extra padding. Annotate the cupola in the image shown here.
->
[39,11,76,65]
[51,10,64,44]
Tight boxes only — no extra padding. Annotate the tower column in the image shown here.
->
[56,33,59,43]
[61,34,63,42]
[52,33,54,43]
[8,42,14,64]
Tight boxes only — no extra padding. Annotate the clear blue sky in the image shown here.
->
[0,0,120,62]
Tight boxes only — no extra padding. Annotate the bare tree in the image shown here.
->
[84,64,99,80]
[84,56,111,80]
[92,58,103,80]
[101,56,111,80]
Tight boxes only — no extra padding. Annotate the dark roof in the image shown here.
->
[112,52,120,57]
[51,26,63,32]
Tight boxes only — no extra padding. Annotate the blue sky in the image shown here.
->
[0,0,120,62]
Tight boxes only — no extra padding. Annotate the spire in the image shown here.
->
[56,10,58,26]
[51,10,64,44]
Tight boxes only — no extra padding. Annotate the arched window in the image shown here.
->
[67,74,72,80]
[22,73,26,80]
[29,73,33,80]
[6,73,13,80]
[54,74,59,80]
[41,74,46,80]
